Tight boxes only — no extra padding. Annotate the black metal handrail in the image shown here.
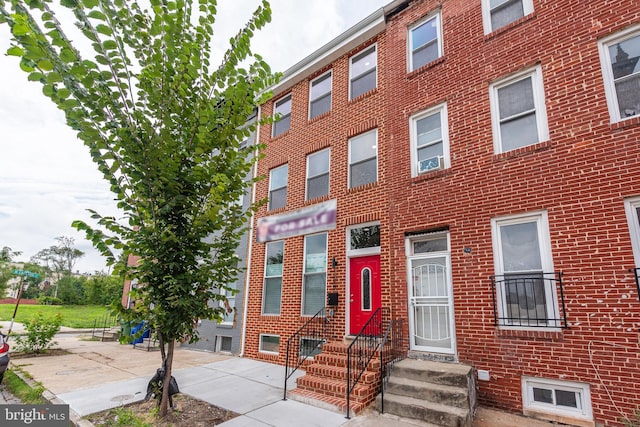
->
[490,272,568,328]
[379,317,408,414]
[632,268,640,301]
[91,314,119,341]
[346,307,388,419]
[283,307,327,400]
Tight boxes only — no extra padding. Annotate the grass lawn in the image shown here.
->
[0,304,113,329]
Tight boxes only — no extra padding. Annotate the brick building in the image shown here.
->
[243,1,640,425]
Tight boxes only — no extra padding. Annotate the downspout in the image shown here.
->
[240,105,261,357]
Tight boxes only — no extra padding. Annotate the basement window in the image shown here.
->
[522,377,593,423]
[259,334,280,354]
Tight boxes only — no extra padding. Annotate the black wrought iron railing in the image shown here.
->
[490,272,568,328]
[632,268,640,301]
[91,314,119,341]
[346,307,388,419]
[379,317,408,414]
[283,307,327,400]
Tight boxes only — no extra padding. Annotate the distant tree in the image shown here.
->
[0,245,22,296]
[31,237,84,297]
[84,273,121,305]
[0,0,276,417]
[56,275,86,304]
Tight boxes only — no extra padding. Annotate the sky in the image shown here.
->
[0,0,390,273]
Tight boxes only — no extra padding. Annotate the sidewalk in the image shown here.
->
[1,327,554,427]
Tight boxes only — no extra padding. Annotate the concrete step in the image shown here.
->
[392,359,473,388]
[386,376,469,409]
[376,393,471,427]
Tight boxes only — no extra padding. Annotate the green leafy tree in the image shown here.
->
[0,246,21,296]
[0,0,276,417]
[56,275,87,304]
[31,237,84,297]
[84,272,122,305]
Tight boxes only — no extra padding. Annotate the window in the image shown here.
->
[408,13,442,72]
[490,66,549,153]
[306,149,330,200]
[263,241,284,315]
[309,72,332,119]
[349,223,380,253]
[491,211,560,327]
[349,129,378,188]
[272,94,291,137]
[299,337,323,358]
[410,103,449,176]
[350,45,377,100]
[599,26,640,122]
[302,233,327,316]
[361,268,372,311]
[216,336,232,352]
[221,285,236,324]
[625,197,640,265]
[268,164,288,210]
[482,0,534,34]
[259,334,280,354]
[522,377,593,422]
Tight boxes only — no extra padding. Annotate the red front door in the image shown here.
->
[349,255,381,335]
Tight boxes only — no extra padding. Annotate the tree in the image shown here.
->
[84,272,121,305]
[0,245,22,296]
[31,236,84,297]
[0,0,276,417]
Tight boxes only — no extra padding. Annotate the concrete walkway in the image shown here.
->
[0,325,554,427]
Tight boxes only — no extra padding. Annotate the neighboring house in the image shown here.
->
[243,1,640,426]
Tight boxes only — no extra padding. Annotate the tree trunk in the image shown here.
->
[158,339,175,417]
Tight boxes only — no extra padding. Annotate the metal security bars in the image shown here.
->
[283,307,327,400]
[490,272,568,328]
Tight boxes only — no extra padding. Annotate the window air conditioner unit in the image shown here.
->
[418,156,444,173]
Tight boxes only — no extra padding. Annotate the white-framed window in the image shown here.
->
[263,240,284,315]
[522,377,593,422]
[350,45,377,100]
[215,335,233,352]
[625,197,640,265]
[306,148,330,200]
[490,65,549,153]
[268,164,288,210]
[346,222,381,257]
[481,0,534,34]
[348,129,378,188]
[309,71,332,119]
[221,285,236,324]
[598,25,640,123]
[272,94,292,137]
[408,12,442,72]
[410,103,450,176]
[259,334,280,354]
[302,233,327,316]
[491,211,560,328]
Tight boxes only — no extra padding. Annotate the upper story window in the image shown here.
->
[410,103,449,176]
[272,94,291,137]
[408,13,442,72]
[306,148,330,200]
[263,240,284,315]
[302,233,327,316]
[482,0,534,34]
[598,25,640,123]
[490,65,549,153]
[350,45,377,100]
[625,197,640,301]
[268,164,288,210]
[309,71,332,119]
[348,129,378,188]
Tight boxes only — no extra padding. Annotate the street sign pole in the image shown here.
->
[7,269,40,339]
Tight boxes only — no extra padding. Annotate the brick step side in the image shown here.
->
[376,393,471,427]
[296,375,379,403]
[386,376,469,409]
[288,388,369,415]
[306,363,379,384]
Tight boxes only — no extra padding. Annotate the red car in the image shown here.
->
[0,333,9,384]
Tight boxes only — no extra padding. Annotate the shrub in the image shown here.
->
[14,312,62,354]
[36,296,63,306]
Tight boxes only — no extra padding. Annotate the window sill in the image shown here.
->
[266,206,288,215]
[348,88,378,104]
[304,194,331,205]
[347,181,378,194]
[407,56,445,79]
[308,111,331,123]
[495,327,563,341]
[493,139,553,162]
[217,323,233,329]
[271,129,290,141]
[484,12,537,41]
[411,167,452,184]
[610,115,640,131]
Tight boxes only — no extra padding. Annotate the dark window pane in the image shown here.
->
[533,387,553,404]
[500,112,539,151]
[307,174,329,200]
[260,335,279,353]
[362,268,371,310]
[498,77,535,119]
[351,69,376,99]
[350,158,377,188]
[608,34,640,79]
[413,238,447,253]
[220,336,232,352]
[273,114,290,137]
[350,225,380,249]
[412,41,439,70]
[504,274,547,322]
[556,390,578,408]
[263,277,282,314]
[310,93,331,119]
[303,273,326,315]
[490,0,524,30]
[269,187,287,210]
[614,75,640,118]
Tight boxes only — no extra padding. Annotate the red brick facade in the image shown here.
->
[244,1,640,425]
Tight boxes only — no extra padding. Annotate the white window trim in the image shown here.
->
[491,211,559,329]
[409,103,450,177]
[598,24,640,123]
[407,12,443,72]
[309,70,332,120]
[349,44,378,100]
[301,232,328,317]
[481,0,534,34]
[489,65,549,154]
[625,196,640,266]
[522,377,593,422]
[305,148,331,201]
[262,240,284,315]
[258,333,280,355]
[348,129,378,189]
[272,94,292,137]
[346,221,381,257]
[268,164,288,210]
